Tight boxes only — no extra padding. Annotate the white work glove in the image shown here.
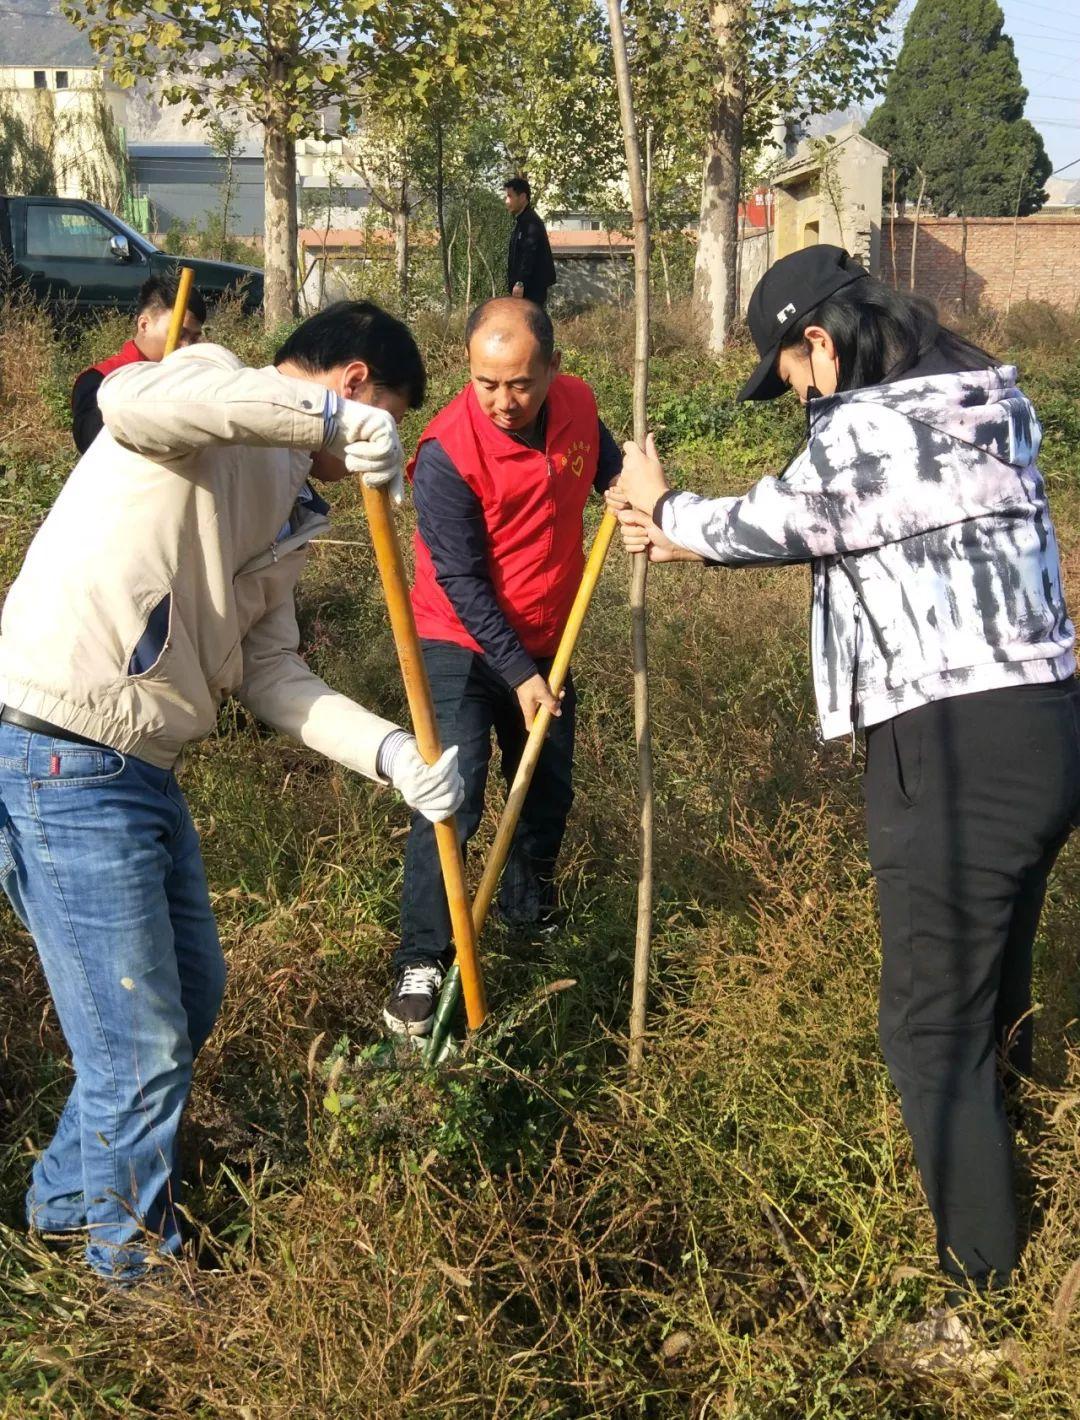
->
[341,401,406,505]
[385,738,464,823]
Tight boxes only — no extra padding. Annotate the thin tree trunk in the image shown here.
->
[464,202,474,312]
[219,151,234,261]
[889,166,897,290]
[658,229,672,309]
[607,0,654,1081]
[476,237,497,297]
[1006,166,1027,314]
[959,210,969,313]
[395,198,409,301]
[434,117,452,314]
[263,118,298,328]
[693,2,747,354]
[319,181,333,310]
[909,167,926,294]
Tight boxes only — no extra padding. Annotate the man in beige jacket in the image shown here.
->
[0,300,462,1283]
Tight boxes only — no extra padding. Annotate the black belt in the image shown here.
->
[0,706,106,749]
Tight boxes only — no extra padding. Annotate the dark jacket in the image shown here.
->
[507,205,557,301]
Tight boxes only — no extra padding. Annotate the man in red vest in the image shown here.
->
[385,297,622,1035]
[71,274,207,455]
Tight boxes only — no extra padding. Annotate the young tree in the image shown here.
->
[864,0,1050,218]
[63,1,487,327]
[342,2,508,309]
[207,115,243,263]
[629,0,898,352]
[345,112,430,303]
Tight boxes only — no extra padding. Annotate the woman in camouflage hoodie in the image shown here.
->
[611,247,1079,1347]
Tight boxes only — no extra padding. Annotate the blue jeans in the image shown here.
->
[396,643,576,970]
[0,723,225,1279]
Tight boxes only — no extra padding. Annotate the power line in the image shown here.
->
[1050,156,1080,176]
[1011,33,1080,49]
[1009,0,1077,14]
[1003,12,1080,40]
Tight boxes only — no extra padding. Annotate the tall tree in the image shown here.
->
[864,0,1050,217]
[629,0,898,352]
[342,1,506,309]
[496,0,622,209]
[63,1,488,328]
[344,111,430,303]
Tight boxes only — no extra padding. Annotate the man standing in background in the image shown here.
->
[504,178,557,308]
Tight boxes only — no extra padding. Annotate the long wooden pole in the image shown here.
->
[360,483,488,1030]
[606,0,655,1079]
[164,266,195,356]
[425,509,619,1063]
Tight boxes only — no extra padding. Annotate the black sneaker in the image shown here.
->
[383,964,444,1037]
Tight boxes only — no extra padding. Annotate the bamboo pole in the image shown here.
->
[606,0,654,1079]
[424,509,619,1063]
[164,266,195,356]
[360,483,488,1030]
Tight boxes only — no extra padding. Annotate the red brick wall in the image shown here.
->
[883,217,1080,311]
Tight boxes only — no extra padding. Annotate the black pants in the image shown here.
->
[864,680,1080,1289]
[395,642,575,972]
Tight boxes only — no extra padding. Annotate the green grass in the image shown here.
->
[1,297,1079,1417]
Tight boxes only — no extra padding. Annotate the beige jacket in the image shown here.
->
[0,342,398,775]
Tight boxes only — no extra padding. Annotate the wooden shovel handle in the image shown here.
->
[470,508,619,933]
[164,266,195,357]
[361,481,487,1029]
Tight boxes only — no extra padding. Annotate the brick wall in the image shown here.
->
[884,217,1080,311]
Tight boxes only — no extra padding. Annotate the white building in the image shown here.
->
[0,62,127,199]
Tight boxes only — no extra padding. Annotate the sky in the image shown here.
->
[889,0,1080,180]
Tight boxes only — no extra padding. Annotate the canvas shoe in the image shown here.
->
[383,964,445,1037]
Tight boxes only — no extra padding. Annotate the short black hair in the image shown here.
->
[464,297,555,364]
[138,274,207,324]
[504,176,531,203]
[273,300,427,408]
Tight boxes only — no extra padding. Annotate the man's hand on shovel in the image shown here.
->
[344,404,406,505]
[343,432,465,825]
[383,739,464,823]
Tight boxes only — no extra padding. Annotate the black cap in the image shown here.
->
[738,245,869,402]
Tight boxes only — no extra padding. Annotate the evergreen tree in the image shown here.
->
[865,0,1051,216]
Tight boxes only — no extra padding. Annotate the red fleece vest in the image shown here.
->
[72,339,148,401]
[410,374,600,659]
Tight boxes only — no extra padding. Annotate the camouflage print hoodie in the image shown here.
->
[658,365,1076,740]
